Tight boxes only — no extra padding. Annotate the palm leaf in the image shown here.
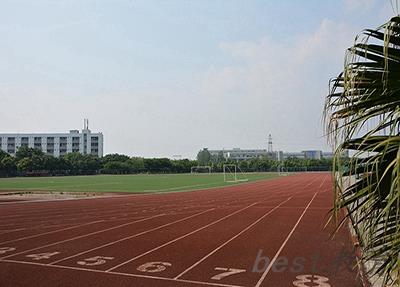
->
[324,16,400,286]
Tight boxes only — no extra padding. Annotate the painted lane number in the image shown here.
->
[211,267,246,280]
[77,256,114,266]
[293,274,331,287]
[137,262,172,273]
[0,247,16,255]
[26,252,60,261]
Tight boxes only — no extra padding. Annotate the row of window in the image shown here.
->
[4,147,99,155]
[0,136,99,143]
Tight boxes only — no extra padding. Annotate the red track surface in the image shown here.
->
[0,173,362,287]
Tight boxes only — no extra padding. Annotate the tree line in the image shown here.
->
[0,146,336,177]
[0,147,197,177]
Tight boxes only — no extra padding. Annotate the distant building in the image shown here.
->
[209,148,281,161]
[0,119,103,157]
[207,148,346,161]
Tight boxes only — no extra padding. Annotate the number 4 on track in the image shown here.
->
[211,267,246,280]
[26,252,60,261]
[0,247,16,255]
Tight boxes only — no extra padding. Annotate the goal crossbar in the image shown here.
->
[223,164,248,183]
[191,166,212,174]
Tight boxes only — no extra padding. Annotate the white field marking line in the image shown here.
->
[0,259,244,287]
[0,220,104,246]
[319,174,329,189]
[49,208,215,265]
[254,191,318,287]
[174,197,292,280]
[105,202,260,272]
[0,215,164,260]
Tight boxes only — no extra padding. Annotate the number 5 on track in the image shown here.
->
[211,267,246,280]
[77,256,114,266]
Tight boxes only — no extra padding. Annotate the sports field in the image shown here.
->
[0,173,279,193]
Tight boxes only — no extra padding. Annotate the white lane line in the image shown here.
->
[49,208,215,265]
[254,192,318,287]
[0,259,244,287]
[106,202,260,272]
[0,215,163,260]
[174,197,292,280]
[0,228,27,234]
[0,220,104,246]
[319,174,329,188]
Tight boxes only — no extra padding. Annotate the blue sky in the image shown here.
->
[0,0,395,158]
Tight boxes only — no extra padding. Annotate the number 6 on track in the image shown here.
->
[211,267,246,280]
[137,262,172,273]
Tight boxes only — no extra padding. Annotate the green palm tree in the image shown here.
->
[324,16,400,286]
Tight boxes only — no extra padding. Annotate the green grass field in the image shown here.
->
[0,173,280,193]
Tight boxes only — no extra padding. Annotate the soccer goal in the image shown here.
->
[223,164,248,183]
[278,166,289,176]
[191,166,212,174]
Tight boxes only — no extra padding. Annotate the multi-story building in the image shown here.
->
[209,148,282,161]
[207,148,346,161]
[0,120,103,157]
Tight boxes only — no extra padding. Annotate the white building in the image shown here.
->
[0,120,103,157]
[207,148,345,161]
[209,148,283,161]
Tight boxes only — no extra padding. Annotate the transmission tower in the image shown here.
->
[268,134,273,153]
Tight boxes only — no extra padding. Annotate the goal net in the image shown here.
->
[191,166,212,174]
[223,164,248,183]
[278,166,289,176]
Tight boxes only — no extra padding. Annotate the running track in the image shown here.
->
[0,173,362,287]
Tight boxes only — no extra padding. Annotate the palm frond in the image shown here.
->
[324,16,400,286]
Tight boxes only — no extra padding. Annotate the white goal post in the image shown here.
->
[223,164,248,183]
[278,166,289,176]
[191,166,212,174]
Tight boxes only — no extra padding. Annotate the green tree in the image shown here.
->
[324,16,400,285]
[0,156,17,176]
[102,153,130,163]
[128,157,145,173]
[197,148,211,165]
[15,146,44,161]
[101,161,132,174]
[17,155,44,173]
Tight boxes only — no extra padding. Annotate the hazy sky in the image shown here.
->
[0,0,395,158]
